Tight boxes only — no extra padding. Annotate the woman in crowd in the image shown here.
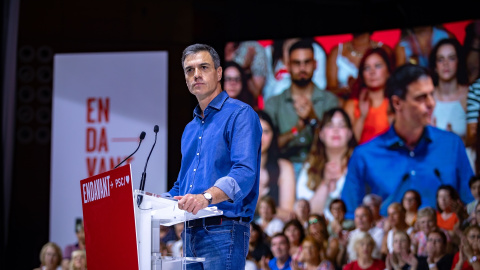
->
[363,194,388,229]
[284,219,307,258]
[327,32,392,100]
[386,231,418,270]
[69,250,87,270]
[429,38,469,141]
[403,190,422,227]
[344,231,386,270]
[223,61,256,108]
[343,47,394,144]
[297,108,357,217]
[410,207,452,257]
[34,242,63,270]
[452,225,480,270]
[417,229,454,270]
[327,199,355,239]
[292,236,335,270]
[436,185,461,234]
[256,196,285,238]
[248,222,273,265]
[382,203,412,255]
[256,110,296,220]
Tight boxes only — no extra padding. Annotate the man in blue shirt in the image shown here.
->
[341,64,474,219]
[165,44,262,269]
[260,233,292,270]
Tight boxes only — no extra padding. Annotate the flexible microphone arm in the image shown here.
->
[139,125,159,191]
[114,131,146,169]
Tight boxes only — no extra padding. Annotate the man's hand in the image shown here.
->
[174,194,209,215]
[293,95,315,120]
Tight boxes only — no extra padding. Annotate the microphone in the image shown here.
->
[137,125,159,207]
[434,168,442,184]
[114,131,146,169]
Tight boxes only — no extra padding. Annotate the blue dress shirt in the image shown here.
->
[268,256,292,270]
[167,91,262,221]
[342,125,474,219]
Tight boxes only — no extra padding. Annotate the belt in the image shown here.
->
[186,215,250,228]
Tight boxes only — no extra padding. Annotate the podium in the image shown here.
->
[80,165,223,270]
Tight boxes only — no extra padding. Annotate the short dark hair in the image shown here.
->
[271,232,290,246]
[469,174,480,188]
[402,189,422,209]
[385,64,431,112]
[288,39,314,57]
[181,43,221,70]
[329,198,347,213]
[436,184,460,212]
[283,219,306,243]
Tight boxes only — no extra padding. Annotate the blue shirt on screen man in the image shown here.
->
[341,64,474,219]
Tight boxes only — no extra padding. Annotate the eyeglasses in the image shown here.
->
[225,77,241,83]
[309,218,319,225]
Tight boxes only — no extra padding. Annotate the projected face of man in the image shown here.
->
[288,48,316,88]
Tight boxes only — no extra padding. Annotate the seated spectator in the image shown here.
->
[283,219,306,258]
[263,38,327,102]
[265,40,339,177]
[385,231,418,270]
[294,199,312,229]
[402,189,422,227]
[257,110,296,221]
[62,222,85,270]
[297,107,357,217]
[344,231,386,270]
[327,199,355,239]
[363,194,388,229]
[395,26,453,68]
[256,196,285,238]
[472,202,480,227]
[430,38,469,142]
[344,47,394,144]
[347,206,384,260]
[307,214,330,252]
[452,225,480,270]
[341,64,474,219]
[417,229,454,270]
[249,222,273,265]
[69,250,87,270]
[464,20,480,84]
[467,175,480,216]
[467,78,480,172]
[382,203,413,255]
[327,32,393,100]
[436,185,463,233]
[260,233,292,270]
[34,242,63,270]
[224,41,267,101]
[292,236,335,270]
[411,207,452,257]
[223,61,256,108]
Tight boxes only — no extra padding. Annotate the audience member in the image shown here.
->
[62,222,85,270]
[464,20,480,84]
[34,242,63,270]
[382,203,412,255]
[256,196,285,238]
[341,64,474,219]
[265,40,339,177]
[395,26,452,68]
[436,185,462,233]
[284,219,306,258]
[430,38,469,141]
[452,225,480,270]
[69,250,86,270]
[249,222,273,265]
[344,47,394,144]
[260,233,293,270]
[467,78,480,172]
[467,176,480,216]
[363,194,388,229]
[257,110,296,220]
[410,207,451,257]
[307,214,330,251]
[223,61,257,108]
[385,231,418,270]
[294,199,312,229]
[263,38,327,102]
[344,231,386,270]
[327,199,355,239]
[292,236,335,270]
[170,222,184,258]
[417,229,454,270]
[296,107,357,217]
[402,190,422,227]
[224,41,268,100]
[347,206,384,260]
[327,32,392,99]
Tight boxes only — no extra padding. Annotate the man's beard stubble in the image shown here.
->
[292,78,312,87]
